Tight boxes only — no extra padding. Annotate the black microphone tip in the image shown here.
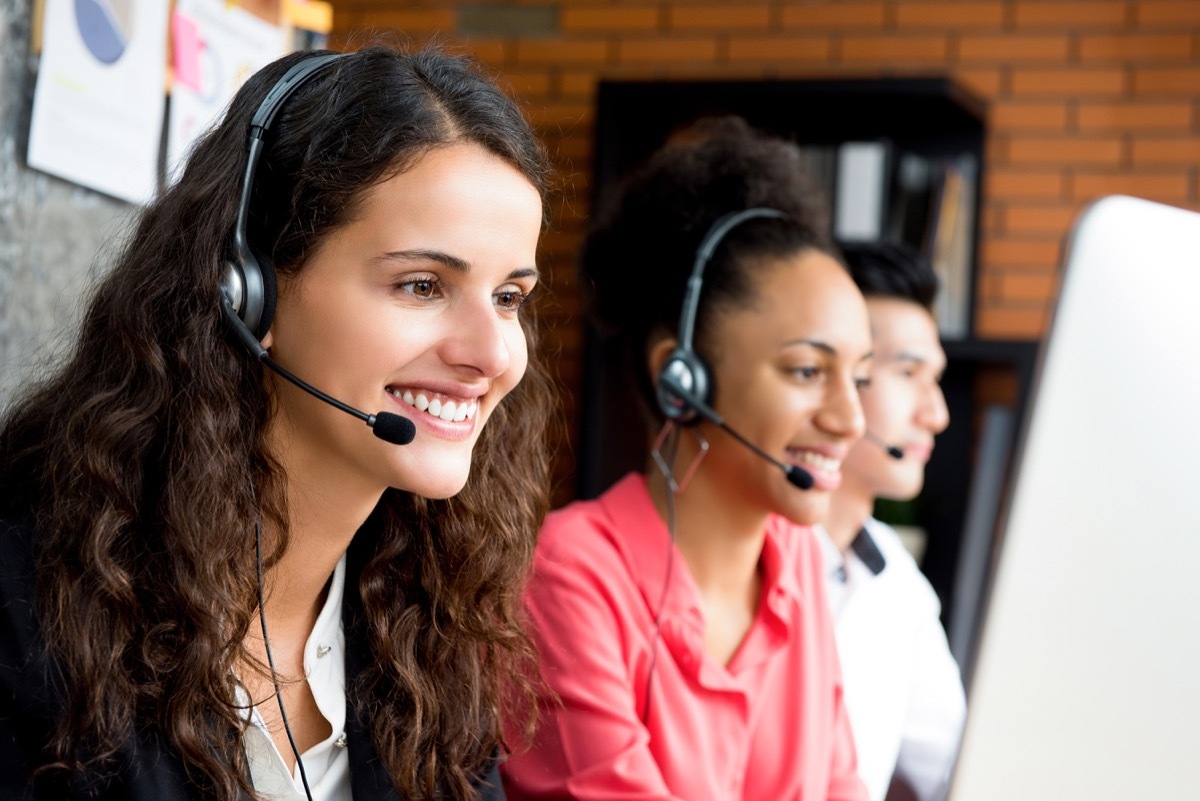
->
[887,445,905,460]
[372,412,416,445]
[786,465,815,491]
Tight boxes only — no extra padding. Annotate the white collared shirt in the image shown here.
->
[818,519,966,801]
[240,555,352,801]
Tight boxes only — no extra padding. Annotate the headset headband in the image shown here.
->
[675,208,786,352]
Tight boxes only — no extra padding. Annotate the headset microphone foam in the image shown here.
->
[865,432,905,460]
[223,297,416,446]
[659,373,814,490]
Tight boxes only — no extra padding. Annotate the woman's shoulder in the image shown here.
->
[537,473,653,557]
[532,473,664,599]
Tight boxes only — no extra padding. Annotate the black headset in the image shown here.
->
[221,52,349,343]
[655,207,786,424]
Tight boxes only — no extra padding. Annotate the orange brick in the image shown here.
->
[780,2,887,29]
[954,68,1004,98]
[363,9,456,34]
[982,238,1064,267]
[895,2,1005,28]
[985,135,1008,165]
[958,35,1071,63]
[558,71,597,98]
[1010,69,1126,96]
[1000,273,1058,302]
[561,7,659,33]
[976,306,1049,339]
[617,37,718,64]
[1008,137,1124,165]
[1137,1,1200,26]
[1013,1,1128,28]
[978,271,1004,300]
[990,103,1069,131]
[670,5,771,31]
[1071,171,1190,201]
[1003,203,1083,234]
[1132,68,1200,95]
[986,168,1067,199]
[498,70,552,98]
[982,202,1006,234]
[1076,102,1193,130]
[1130,137,1200,165]
[458,39,509,67]
[516,39,609,66]
[727,36,831,62]
[1078,33,1193,62]
[840,35,949,63]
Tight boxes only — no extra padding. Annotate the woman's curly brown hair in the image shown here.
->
[0,44,553,800]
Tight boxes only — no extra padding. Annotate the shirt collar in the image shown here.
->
[850,524,887,576]
[815,521,888,580]
[599,473,702,626]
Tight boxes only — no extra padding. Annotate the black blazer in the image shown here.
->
[0,518,504,800]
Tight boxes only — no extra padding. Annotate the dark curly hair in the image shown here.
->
[0,45,553,800]
[579,115,836,423]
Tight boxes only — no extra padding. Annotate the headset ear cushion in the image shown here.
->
[656,348,712,425]
[253,253,278,342]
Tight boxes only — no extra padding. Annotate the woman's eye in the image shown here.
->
[395,278,439,299]
[855,376,872,390]
[794,366,820,381]
[495,288,531,312]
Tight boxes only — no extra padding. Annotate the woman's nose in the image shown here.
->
[816,374,866,440]
[440,298,513,378]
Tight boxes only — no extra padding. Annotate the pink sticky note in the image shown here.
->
[172,11,204,93]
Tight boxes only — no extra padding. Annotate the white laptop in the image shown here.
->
[949,196,1200,800]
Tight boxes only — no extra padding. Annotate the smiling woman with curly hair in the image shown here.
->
[0,44,553,801]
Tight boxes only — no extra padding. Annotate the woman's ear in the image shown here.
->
[646,334,679,388]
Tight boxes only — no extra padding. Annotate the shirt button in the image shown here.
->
[317,644,331,658]
[334,733,348,749]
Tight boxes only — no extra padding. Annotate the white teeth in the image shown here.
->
[793,451,841,473]
[391,389,478,423]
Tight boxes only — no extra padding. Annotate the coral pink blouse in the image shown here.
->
[502,473,867,801]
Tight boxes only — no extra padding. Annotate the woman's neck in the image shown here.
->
[261,422,384,632]
[645,463,769,602]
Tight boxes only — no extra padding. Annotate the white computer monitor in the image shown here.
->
[949,196,1200,800]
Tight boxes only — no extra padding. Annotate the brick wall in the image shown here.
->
[330,0,1200,495]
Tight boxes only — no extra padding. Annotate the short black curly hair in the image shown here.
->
[580,115,835,419]
[836,240,939,313]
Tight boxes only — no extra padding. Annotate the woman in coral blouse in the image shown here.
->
[502,117,872,801]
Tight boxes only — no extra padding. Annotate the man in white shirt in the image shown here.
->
[820,241,966,801]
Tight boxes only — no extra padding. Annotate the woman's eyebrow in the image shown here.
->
[782,339,874,363]
[373,252,539,282]
[374,249,471,272]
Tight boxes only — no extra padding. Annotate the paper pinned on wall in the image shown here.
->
[27,0,171,205]
[167,0,287,184]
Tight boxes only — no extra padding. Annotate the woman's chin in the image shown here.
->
[389,469,471,501]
